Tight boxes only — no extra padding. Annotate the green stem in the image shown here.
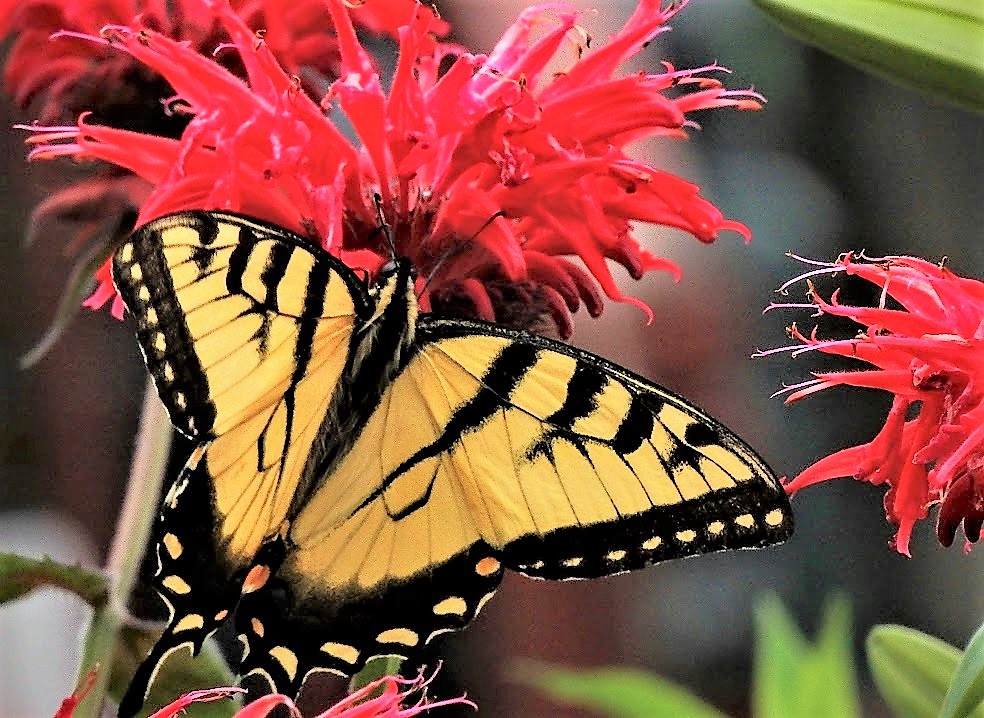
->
[73,377,172,718]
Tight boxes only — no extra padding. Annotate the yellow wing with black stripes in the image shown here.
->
[113,211,370,718]
[232,318,793,694]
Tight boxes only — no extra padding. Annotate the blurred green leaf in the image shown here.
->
[812,595,860,718]
[751,0,984,112]
[19,235,119,369]
[753,593,860,718]
[0,552,107,606]
[514,662,726,718]
[109,626,236,718]
[867,625,969,718]
[753,593,808,717]
[349,655,406,696]
[941,621,984,718]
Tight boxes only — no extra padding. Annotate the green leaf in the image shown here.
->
[514,662,727,718]
[812,595,861,718]
[753,593,808,718]
[0,552,108,606]
[751,0,984,112]
[941,621,984,718]
[19,234,120,369]
[109,627,236,718]
[349,655,406,695]
[867,625,966,718]
[753,593,860,718]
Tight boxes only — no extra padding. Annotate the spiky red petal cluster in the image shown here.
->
[0,0,434,123]
[24,0,760,335]
[4,0,438,330]
[763,254,984,554]
[53,671,472,718]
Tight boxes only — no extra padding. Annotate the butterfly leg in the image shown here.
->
[118,449,248,718]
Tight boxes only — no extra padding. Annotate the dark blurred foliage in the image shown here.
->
[1,2,981,716]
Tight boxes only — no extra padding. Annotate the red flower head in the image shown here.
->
[24,0,761,335]
[1,0,438,125]
[760,253,984,555]
[53,672,473,718]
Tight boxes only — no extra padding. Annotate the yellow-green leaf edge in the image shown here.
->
[752,0,984,112]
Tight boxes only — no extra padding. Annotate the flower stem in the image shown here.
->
[73,377,172,718]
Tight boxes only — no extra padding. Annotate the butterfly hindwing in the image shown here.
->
[117,450,245,718]
[234,540,503,696]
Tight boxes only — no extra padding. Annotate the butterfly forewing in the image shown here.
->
[113,212,365,439]
[414,319,792,578]
[113,212,369,717]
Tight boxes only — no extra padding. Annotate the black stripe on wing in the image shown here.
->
[545,361,609,427]
[113,216,217,438]
[420,341,539,455]
[351,341,541,519]
[257,241,293,312]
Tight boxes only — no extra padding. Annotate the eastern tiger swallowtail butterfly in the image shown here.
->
[113,210,792,716]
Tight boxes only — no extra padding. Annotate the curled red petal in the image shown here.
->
[458,278,496,322]
[541,284,575,339]
[937,472,984,547]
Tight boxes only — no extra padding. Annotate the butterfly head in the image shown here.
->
[378,256,415,283]
[375,257,416,303]
[365,256,419,332]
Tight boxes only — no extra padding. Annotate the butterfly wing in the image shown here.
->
[113,211,368,717]
[233,315,792,694]
[422,319,793,576]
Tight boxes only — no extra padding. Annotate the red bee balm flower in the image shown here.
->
[24,0,761,336]
[53,672,472,718]
[761,253,984,555]
[1,0,436,125]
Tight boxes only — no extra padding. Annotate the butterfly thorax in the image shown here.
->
[292,259,418,512]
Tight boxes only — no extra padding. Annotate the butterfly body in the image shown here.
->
[113,211,793,717]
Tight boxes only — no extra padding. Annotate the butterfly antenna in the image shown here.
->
[417,210,506,300]
[372,192,398,260]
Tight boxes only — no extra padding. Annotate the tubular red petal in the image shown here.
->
[458,278,496,323]
[770,253,984,553]
[785,444,876,494]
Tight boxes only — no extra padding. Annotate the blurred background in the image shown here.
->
[0,1,981,716]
